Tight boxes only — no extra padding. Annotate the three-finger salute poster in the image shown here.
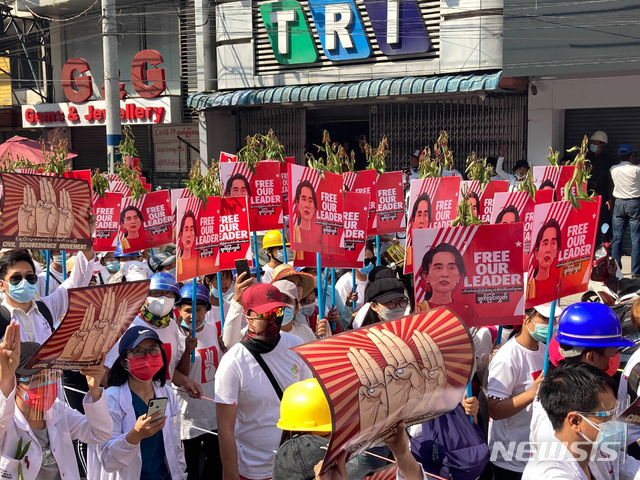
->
[292,308,474,472]
[25,281,150,370]
[0,172,92,250]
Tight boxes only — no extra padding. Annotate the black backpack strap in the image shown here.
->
[0,304,11,339]
[35,301,54,330]
[243,346,283,399]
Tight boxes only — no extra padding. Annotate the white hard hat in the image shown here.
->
[412,150,421,157]
[590,131,608,144]
[533,303,563,319]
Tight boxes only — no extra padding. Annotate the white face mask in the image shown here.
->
[222,285,235,302]
[377,305,406,321]
[146,296,174,318]
[52,255,63,265]
[300,302,317,318]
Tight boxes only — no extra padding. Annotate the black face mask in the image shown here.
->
[241,313,284,354]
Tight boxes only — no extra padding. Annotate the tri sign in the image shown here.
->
[259,0,431,64]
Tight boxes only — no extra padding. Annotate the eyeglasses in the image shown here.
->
[364,258,376,266]
[7,273,38,286]
[149,290,176,299]
[247,307,284,322]
[381,298,409,309]
[127,345,163,358]
[576,408,617,422]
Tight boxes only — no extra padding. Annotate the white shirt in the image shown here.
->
[261,263,275,283]
[496,156,522,191]
[611,162,640,199]
[619,348,640,444]
[286,317,317,343]
[93,264,113,285]
[1,252,95,342]
[335,272,368,312]
[522,441,588,480]
[89,382,187,480]
[487,337,545,472]
[214,333,312,479]
[175,321,223,439]
[36,267,64,298]
[0,384,112,480]
[105,316,182,381]
[221,299,247,350]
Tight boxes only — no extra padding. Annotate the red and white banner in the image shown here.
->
[93,192,123,252]
[413,224,525,327]
[288,164,344,255]
[344,169,378,235]
[281,157,295,216]
[461,180,509,224]
[175,196,220,282]
[405,176,461,274]
[532,166,586,202]
[374,172,406,235]
[220,160,284,232]
[170,188,193,239]
[119,190,173,253]
[218,196,252,270]
[526,198,601,307]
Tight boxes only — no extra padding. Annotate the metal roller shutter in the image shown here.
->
[70,127,107,171]
[240,108,306,162]
[564,107,640,256]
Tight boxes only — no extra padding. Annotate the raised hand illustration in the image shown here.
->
[80,291,116,361]
[411,329,447,412]
[204,348,216,382]
[367,328,425,423]
[103,299,129,354]
[35,178,59,237]
[18,184,37,236]
[56,188,74,238]
[59,303,95,361]
[347,346,389,437]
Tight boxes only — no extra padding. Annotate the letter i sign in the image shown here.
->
[260,1,318,65]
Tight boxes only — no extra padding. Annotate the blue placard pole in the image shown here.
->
[351,268,357,310]
[191,277,197,363]
[542,300,557,376]
[495,325,504,346]
[61,251,67,280]
[217,272,225,330]
[316,254,323,322]
[45,250,51,296]
[466,383,473,422]
[252,232,261,282]
[281,229,288,263]
[375,235,381,265]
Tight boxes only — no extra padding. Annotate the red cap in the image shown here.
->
[242,283,288,314]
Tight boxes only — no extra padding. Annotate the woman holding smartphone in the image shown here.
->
[90,325,187,480]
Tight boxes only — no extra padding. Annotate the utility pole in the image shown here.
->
[102,0,121,174]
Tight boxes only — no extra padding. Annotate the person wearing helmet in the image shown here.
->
[487,305,559,479]
[528,302,639,480]
[215,284,312,480]
[94,251,117,284]
[103,272,202,399]
[587,131,615,244]
[272,280,321,343]
[262,231,291,283]
[148,252,177,277]
[175,283,224,479]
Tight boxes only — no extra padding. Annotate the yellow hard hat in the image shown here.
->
[263,230,289,250]
[277,378,332,432]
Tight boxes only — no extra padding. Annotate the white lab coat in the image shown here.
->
[1,252,96,342]
[0,384,111,480]
[89,381,187,480]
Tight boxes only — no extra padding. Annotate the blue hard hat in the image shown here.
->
[113,242,140,259]
[149,272,181,302]
[177,283,212,311]
[618,143,634,155]
[555,302,634,348]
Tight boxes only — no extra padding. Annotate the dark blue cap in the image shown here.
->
[119,325,161,355]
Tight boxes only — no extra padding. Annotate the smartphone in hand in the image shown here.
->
[147,397,168,422]
[235,259,251,280]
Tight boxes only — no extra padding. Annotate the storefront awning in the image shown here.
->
[187,71,503,109]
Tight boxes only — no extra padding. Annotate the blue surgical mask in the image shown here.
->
[8,279,38,303]
[106,261,120,273]
[590,144,599,153]
[210,286,219,299]
[282,306,294,325]
[527,321,549,343]
[579,416,627,452]
[300,302,316,318]
[360,263,374,275]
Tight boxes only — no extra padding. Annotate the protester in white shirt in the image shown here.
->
[94,252,117,285]
[495,143,530,192]
[215,283,312,480]
[523,363,621,480]
[219,272,254,350]
[91,326,188,480]
[104,272,202,398]
[202,273,231,327]
[175,283,224,480]
[273,279,319,344]
[261,230,291,284]
[487,307,548,477]
[335,245,375,312]
[0,246,95,343]
[0,325,112,480]
[36,251,65,297]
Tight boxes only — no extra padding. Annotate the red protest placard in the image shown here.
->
[288,164,344,255]
[93,192,123,252]
[220,161,284,231]
[119,190,173,253]
[281,156,295,216]
[107,179,132,197]
[491,190,554,269]
[413,224,525,327]
[461,180,509,223]
[218,196,251,270]
[526,198,601,307]
[405,176,461,274]
[344,169,378,235]
[220,152,237,163]
[293,308,473,472]
[533,166,587,202]
[170,188,193,239]
[63,169,92,196]
[375,172,406,235]
[24,281,150,370]
[0,172,92,251]
[176,196,220,281]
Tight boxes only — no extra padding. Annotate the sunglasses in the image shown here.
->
[247,307,284,322]
[364,258,377,266]
[7,274,38,286]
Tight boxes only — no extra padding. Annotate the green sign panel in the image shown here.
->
[260,1,319,65]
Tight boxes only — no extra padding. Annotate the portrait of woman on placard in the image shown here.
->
[406,192,432,268]
[120,205,146,251]
[527,218,561,301]
[177,209,199,279]
[224,174,252,198]
[292,180,322,258]
[495,205,520,224]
